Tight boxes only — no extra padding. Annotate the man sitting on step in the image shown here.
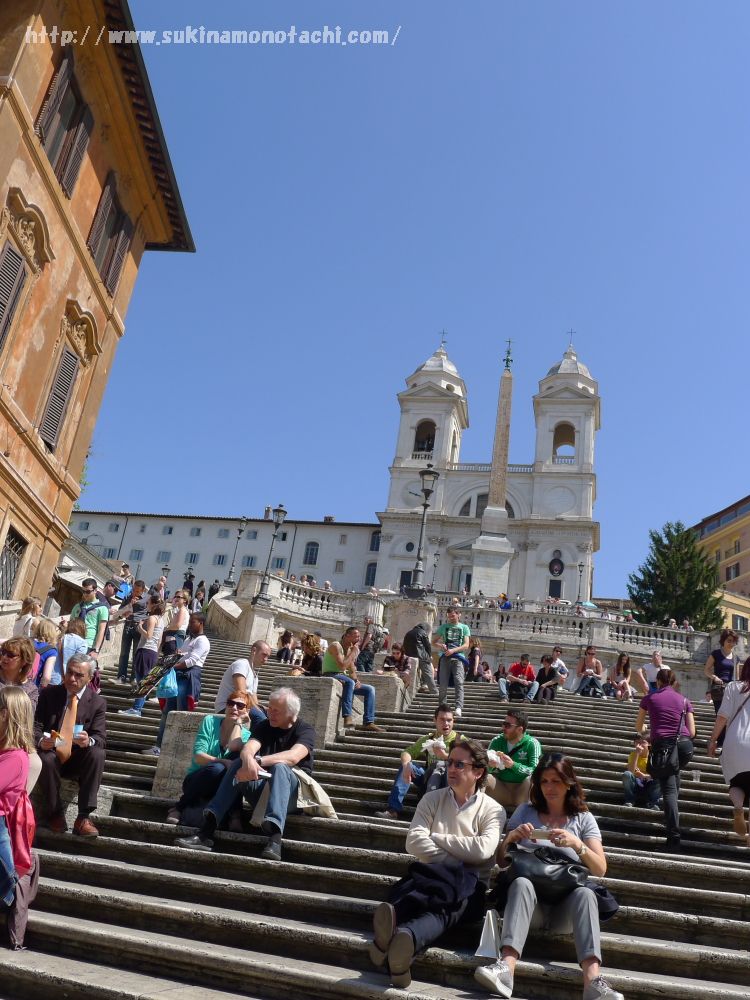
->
[34,653,107,837]
[498,654,539,703]
[321,626,384,732]
[485,709,542,812]
[175,686,316,860]
[374,704,461,820]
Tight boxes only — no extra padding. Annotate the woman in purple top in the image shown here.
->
[636,667,695,851]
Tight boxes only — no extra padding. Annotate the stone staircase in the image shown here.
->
[1,634,749,999]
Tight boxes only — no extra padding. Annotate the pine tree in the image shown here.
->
[627,521,724,631]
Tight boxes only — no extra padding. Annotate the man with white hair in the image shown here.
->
[176,686,316,860]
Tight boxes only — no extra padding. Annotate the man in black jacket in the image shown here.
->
[34,653,107,836]
[403,623,437,694]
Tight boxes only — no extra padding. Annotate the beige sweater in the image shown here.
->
[406,786,504,883]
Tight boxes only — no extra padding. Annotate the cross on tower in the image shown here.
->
[503,339,513,370]
[439,330,448,349]
[567,328,576,347]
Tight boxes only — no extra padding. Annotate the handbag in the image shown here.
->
[647,698,688,779]
[494,845,589,904]
[156,667,178,699]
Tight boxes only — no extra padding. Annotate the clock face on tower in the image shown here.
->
[401,480,424,507]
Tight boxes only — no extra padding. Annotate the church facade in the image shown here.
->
[376,344,601,602]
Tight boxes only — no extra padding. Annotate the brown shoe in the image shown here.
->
[73,816,99,838]
[343,716,356,728]
[48,812,67,834]
[363,722,384,732]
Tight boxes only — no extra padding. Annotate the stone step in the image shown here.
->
[17,905,749,1000]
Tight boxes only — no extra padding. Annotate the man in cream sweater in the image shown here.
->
[369,737,504,988]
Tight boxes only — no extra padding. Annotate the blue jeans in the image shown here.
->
[178,761,231,810]
[622,770,661,807]
[331,673,376,723]
[117,627,140,681]
[387,763,426,813]
[499,678,539,701]
[205,758,299,834]
[249,706,267,729]
[156,672,191,748]
[0,815,16,906]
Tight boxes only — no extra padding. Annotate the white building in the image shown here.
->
[376,344,600,600]
[69,511,381,593]
[72,343,600,601]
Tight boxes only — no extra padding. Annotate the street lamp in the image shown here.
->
[252,504,287,605]
[225,515,248,587]
[162,563,170,581]
[405,465,439,599]
[576,560,585,603]
[431,551,440,590]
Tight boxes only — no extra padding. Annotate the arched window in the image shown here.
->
[451,431,458,463]
[302,541,319,566]
[476,493,489,519]
[370,530,381,552]
[364,562,377,587]
[459,499,471,517]
[506,501,515,519]
[552,422,576,457]
[413,420,436,454]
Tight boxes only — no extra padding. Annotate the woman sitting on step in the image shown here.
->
[166,689,253,830]
[475,753,623,1000]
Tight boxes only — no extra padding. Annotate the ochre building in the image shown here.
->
[0,1,192,599]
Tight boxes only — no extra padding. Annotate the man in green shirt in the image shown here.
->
[435,608,471,718]
[375,704,459,819]
[486,708,542,810]
[69,577,110,660]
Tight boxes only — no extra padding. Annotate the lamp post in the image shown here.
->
[431,551,440,590]
[405,465,439,599]
[252,504,287,605]
[576,560,585,603]
[225,515,248,587]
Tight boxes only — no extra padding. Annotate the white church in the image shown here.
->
[73,343,600,602]
[375,343,601,602]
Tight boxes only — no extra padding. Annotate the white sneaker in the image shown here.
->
[582,976,624,1000]
[118,708,141,717]
[474,960,514,997]
[141,746,161,757]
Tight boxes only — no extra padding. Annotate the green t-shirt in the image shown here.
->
[322,647,344,675]
[187,714,252,775]
[70,600,110,647]
[436,621,470,652]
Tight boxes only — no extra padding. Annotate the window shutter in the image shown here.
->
[35,47,74,142]
[60,104,94,197]
[0,242,27,353]
[39,347,79,450]
[87,173,115,260]
[104,213,134,295]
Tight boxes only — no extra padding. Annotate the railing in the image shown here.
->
[552,456,576,465]
[411,451,433,461]
[277,581,359,622]
[446,462,533,473]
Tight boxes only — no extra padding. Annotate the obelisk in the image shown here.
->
[470,343,515,595]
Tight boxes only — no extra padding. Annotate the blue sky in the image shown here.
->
[83,0,750,596]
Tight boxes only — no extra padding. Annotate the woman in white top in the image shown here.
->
[708,656,750,846]
[162,590,190,657]
[133,596,165,685]
[12,598,42,639]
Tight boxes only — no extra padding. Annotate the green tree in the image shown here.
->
[627,521,724,632]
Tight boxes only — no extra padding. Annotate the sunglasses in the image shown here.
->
[447,759,471,770]
[0,650,19,658]
[226,700,246,709]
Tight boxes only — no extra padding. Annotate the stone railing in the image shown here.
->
[276,581,363,623]
[411,451,433,461]
[432,605,725,664]
[552,456,576,465]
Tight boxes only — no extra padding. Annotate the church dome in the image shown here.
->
[546,345,591,379]
[418,345,459,377]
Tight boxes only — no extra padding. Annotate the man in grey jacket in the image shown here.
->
[403,623,437,694]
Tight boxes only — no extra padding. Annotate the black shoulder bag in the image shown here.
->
[647,698,688,779]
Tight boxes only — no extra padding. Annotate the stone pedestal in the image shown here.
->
[32,778,113,827]
[385,597,438,647]
[470,516,514,598]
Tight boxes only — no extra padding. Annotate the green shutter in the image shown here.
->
[0,242,27,354]
[39,347,79,450]
[60,104,94,197]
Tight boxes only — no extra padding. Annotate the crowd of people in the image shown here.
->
[2,573,748,999]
